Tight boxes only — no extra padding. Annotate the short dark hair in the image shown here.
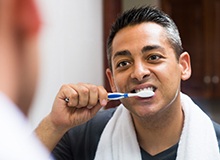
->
[107,6,183,70]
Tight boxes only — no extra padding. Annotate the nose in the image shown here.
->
[130,61,150,81]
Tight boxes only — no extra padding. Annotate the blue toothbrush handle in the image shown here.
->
[108,93,129,100]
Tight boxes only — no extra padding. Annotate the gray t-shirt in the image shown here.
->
[52,108,220,160]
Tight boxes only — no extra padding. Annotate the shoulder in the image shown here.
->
[88,107,116,125]
[68,107,117,150]
[52,107,116,159]
[213,121,220,151]
[69,107,116,132]
[71,108,116,135]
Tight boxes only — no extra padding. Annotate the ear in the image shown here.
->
[106,68,117,92]
[179,52,192,81]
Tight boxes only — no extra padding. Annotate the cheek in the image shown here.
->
[25,39,39,91]
[113,73,130,92]
[153,62,181,87]
[26,49,39,88]
[157,61,181,79]
[157,64,182,92]
[19,37,39,108]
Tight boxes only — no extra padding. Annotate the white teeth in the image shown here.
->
[135,87,154,93]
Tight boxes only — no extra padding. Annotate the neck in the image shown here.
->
[132,103,184,156]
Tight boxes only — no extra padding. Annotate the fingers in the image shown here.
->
[59,83,108,109]
[97,85,108,107]
[86,84,99,109]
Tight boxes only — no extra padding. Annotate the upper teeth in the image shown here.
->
[135,87,154,93]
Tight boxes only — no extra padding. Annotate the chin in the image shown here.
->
[130,104,158,118]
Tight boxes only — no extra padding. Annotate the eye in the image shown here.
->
[148,55,161,61]
[116,61,131,68]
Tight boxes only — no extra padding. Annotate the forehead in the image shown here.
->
[112,22,168,54]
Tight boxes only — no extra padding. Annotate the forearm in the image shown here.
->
[35,115,68,152]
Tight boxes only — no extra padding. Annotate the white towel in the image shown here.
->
[94,93,220,160]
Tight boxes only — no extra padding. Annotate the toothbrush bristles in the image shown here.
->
[137,90,154,98]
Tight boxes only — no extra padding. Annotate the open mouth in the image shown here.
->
[131,86,156,93]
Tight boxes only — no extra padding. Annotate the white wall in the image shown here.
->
[29,0,103,128]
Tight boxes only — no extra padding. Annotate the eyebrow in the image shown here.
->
[112,45,165,60]
[112,50,131,61]
[141,45,164,53]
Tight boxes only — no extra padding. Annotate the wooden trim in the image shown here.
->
[103,0,122,108]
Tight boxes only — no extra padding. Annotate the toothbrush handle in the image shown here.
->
[108,93,129,100]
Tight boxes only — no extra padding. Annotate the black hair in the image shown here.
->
[107,6,183,70]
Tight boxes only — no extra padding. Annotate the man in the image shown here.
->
[0,0,50,159]
[36,6,220,159]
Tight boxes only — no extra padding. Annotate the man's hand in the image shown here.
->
[50,83,108,131]
[35,83,108,151]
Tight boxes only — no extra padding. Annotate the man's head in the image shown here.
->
[105,6,191,119]
[107,6,183,70]
[0,0,41,115]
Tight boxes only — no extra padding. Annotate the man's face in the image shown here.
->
[106,22,190,118]
[17,36,39,114]
[13,0,41,114]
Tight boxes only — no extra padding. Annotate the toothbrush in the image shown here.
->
[108,90,154,100]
